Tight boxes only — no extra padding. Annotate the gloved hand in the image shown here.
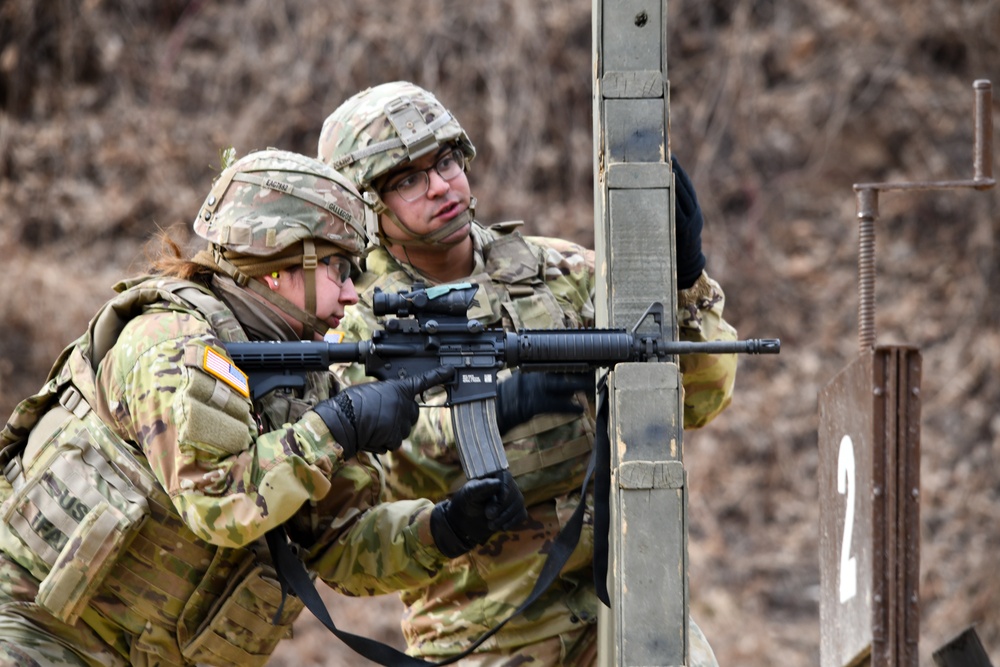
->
[672,155,707,290]
[312,366,455,459]
[430,470,527,558]
[493,371,594,436]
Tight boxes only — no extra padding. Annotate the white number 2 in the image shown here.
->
[837,435,857,603]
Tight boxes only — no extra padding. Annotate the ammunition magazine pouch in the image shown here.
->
[448,411,595,496]
[180,557,304,667]
[0,386,150,625]
[0,277,311,665]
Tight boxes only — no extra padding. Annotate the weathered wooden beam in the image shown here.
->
[594,1,686,665]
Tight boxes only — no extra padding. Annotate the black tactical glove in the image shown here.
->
[672,155,707,290]
[494,370,593,436]
[312,366,455,459]
[430,470,527,558]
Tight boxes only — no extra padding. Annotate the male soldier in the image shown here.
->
[316,81,737,666]
[0,149,524,666]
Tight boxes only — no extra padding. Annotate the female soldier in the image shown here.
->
[0,149,460,666]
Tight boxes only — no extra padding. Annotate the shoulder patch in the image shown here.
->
[202,347,250,398]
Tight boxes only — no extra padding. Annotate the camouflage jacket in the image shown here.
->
[0,275,372,665]
[311,221,739,658]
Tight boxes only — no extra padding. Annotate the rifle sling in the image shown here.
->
[592,377,612,606]
[264,380,608,666]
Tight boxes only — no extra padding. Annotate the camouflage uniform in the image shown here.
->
[313,223,732,667]
[314,78,736,667]
[0,150,387,666]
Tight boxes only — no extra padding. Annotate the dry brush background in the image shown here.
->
[1,1,998,665]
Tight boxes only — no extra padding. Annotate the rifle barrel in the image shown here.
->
[661,338,781,355]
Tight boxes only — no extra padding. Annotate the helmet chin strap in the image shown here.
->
[213,246,328,341]
[373,195,477,249]
[299,238,321,341]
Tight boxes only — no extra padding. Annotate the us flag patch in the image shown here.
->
[202,347,250,398]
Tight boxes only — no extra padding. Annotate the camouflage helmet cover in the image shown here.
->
[193,148,371,257]
[317,81,476,192]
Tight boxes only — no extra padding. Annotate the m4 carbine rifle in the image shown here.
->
[225,282,779,480]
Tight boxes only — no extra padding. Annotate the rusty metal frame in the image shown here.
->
[818,346,921,667]
[854,80,995,351]
[822,79,994,667]
[870,347,922,667]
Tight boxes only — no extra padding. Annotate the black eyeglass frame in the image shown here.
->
[383,148,465,202]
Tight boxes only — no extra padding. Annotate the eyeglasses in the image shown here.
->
[320,255,355,285]
[384,148,465,202]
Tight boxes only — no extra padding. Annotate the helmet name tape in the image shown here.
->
[325,202,353,223]
[233,172,362,238]
[263,178,292,194]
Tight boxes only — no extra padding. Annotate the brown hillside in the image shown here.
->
[1,1,997,665]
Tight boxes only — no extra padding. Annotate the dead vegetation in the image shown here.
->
[1,0,998,665]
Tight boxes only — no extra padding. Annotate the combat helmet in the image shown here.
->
[193,148,374,340]
[317,81,476,247]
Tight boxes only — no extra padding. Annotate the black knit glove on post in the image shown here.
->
[494,371,593,436]
[312,366,455,459]
[672,155,707,290]
[431,470,527,558]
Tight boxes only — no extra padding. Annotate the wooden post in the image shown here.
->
[593,1,686,665]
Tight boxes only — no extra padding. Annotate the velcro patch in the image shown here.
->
[202,347,250,398]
